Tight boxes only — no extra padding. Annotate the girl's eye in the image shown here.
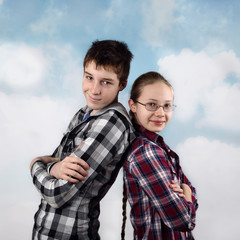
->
[164,104,172,110]
[148,103,156,107]
[146,103,157,110]
[164,103,171,107]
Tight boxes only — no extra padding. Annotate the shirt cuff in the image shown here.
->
[47,162,57,174]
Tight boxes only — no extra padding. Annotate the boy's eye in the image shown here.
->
[86,76,93,80]
[103,81,112,85]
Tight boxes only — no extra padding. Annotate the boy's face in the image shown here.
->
[82,61,126,114]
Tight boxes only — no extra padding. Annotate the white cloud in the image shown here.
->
[141,0,176,46]
[158,49,240,130]
[0,92,79,167]
[30,6,64,35]
[0,43,48,90]
[198,83,240,129]
[0,42,83,96]
[176,136,240,239]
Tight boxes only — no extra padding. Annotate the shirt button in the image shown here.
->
[168,149,170,152]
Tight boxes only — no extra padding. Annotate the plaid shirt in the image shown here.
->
[31,103,135,240]
[123,125,198,240]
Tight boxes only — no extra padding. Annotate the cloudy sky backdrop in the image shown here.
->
[0,0,240,239]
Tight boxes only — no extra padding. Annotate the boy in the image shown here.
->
[30,40,135,239]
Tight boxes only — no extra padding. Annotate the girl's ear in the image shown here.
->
[128,99,137,113]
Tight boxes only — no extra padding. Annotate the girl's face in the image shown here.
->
[129,82,174,133]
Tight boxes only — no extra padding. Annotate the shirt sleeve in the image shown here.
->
[179,166,198,211]
[31,112,129,209]
[129,142,197,232]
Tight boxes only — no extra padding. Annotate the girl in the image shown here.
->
[122,72,198,240]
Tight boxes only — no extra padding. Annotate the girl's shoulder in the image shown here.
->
[129,134,164,155]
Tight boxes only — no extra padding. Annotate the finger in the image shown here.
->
[178,193,185,198]
[68,170,86,181]
[63,160,89,176]
[68,157,90,170]
[63,174,80,183]
[68,164,88,177]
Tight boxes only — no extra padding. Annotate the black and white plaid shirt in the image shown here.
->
[31,103,135,240]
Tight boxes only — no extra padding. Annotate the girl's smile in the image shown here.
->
[129,82,174,133]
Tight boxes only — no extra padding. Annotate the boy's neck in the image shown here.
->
[90,97,119,115]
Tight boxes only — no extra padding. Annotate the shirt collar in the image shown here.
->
[134,123,172,151]
[135,124,162,142]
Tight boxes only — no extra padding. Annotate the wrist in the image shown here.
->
[50,162,59,178]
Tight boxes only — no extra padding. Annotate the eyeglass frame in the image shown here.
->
[135,100,176,112]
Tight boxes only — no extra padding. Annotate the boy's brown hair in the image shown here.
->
[84,40,133,85]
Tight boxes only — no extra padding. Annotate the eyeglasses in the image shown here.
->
[136,101,176,112]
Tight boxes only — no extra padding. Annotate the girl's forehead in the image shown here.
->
[140,82,173,99]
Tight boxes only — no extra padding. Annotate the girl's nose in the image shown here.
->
[154,106,165,116]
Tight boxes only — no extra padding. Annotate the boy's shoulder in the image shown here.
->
[94,102,134,132]
[96,102,129,120]
[68,103,135,139]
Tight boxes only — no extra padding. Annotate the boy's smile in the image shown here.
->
[82,61,126,114]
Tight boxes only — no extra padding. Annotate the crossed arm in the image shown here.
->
[129,143,197,231]
[30,152,90,183]
[30,112,131,208]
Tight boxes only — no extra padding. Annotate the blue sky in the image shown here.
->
[0,0,240,239]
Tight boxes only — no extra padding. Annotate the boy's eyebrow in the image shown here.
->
[84,71,115,82]
[84,71,92,75]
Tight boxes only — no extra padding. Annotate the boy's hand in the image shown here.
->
[50,156,90,183]
[30,155,60,170]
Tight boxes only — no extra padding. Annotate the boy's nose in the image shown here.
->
[91,82,101,94]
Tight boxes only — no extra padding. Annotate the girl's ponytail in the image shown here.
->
[121,179,127,240]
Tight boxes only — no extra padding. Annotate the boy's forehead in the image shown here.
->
[84,61,118,75]
[85,61,120,80]
[85,60,116,72]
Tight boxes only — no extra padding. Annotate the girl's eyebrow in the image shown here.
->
[147,98,172,102]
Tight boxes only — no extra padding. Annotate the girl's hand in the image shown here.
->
[169,180,192,202]
[181,183,192,202]
[169,180,184,197]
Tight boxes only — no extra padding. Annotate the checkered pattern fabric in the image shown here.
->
[31,103,135,240]
[123,125,198,240]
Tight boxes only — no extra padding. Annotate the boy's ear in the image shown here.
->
[128,99,136,113]
[119,80,127,91]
